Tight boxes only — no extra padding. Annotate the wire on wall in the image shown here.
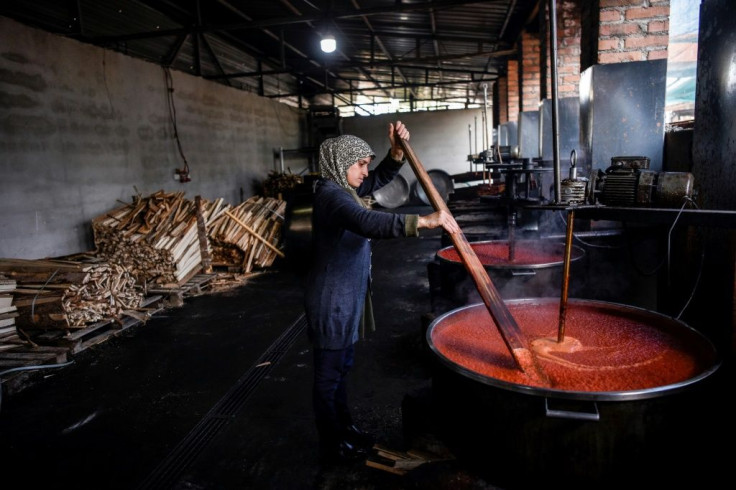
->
[164,67,191,182]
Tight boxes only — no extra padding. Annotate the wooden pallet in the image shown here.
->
[0,344,72,396]
[147,273,216,307]
[0,344,69,367]
[31,294,164,355]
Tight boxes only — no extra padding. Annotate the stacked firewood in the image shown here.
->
[0,258,143,331]
[262,170,303,199]
[208,196,286,273]
[92,191,229,286]
[0,275,23,351]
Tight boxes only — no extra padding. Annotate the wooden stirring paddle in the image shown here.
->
[397,135,545,381]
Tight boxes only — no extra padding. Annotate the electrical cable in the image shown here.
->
[163,67,190,177]
[556,211,622,249]
[0,361,74,414]
[623,220,666,276]
[670,196,705,320]
[667,196,697,288]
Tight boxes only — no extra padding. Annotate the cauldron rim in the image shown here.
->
[426,298,722,402]
[434,239,586,270]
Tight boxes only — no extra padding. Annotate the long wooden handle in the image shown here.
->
[398,136,536,375]
[224,210,285,258]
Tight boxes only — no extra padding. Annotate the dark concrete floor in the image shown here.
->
[1,202,734,489]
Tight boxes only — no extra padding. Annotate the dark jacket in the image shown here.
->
[304,153,418,349]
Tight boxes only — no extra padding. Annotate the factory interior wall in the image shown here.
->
[342,109,486,187]
[0,16,305,260]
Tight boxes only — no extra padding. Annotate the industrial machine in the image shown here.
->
[591,155,696,207]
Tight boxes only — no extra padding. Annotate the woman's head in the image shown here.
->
[319,135,375,189]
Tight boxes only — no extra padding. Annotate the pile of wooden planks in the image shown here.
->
[0,258,143,332]
[208,196,286,273]
[92,191,228,286]
[0,275,23,351]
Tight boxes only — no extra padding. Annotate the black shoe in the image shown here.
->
[343,424,375,449]
[320,439,368,465]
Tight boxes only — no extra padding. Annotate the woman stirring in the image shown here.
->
[304,121,459,465]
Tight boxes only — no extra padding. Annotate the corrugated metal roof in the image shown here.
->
[0,0,541,114]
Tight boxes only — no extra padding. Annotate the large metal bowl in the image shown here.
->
[411,169,454,205]
[425,298,722,488]
[372,173,410,209]
[427,298,720,401]
[435,239,585,270]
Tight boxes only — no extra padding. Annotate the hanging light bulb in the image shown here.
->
[321,33,336,53]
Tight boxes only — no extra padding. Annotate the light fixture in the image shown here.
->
[320,33,336,53]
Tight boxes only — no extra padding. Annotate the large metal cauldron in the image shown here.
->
[425,298,721,489]
[431,239,585,305]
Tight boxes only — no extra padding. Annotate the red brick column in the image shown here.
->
[543,0,582,98]
[558,0,582,95]
[497,76,509,124]
[507,59,520,123]
[598,0,670,63]
[521,31,541,112]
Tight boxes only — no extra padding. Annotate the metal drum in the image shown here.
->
[425,298,722,489]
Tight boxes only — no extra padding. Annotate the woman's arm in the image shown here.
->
[418,210,460,234]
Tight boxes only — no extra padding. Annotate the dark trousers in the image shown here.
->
[313,345,355,448]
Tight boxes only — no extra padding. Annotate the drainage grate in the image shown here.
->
[137,313,308,490]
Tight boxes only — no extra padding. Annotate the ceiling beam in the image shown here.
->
[87,0,502,43]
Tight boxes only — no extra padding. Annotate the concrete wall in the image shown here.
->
[342,108,487,187]
[0,16,305,259]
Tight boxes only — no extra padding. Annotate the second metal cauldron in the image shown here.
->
[431,239,585,305]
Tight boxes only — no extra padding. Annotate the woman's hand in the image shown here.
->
[418,210,460,234]
[388,121,410,161]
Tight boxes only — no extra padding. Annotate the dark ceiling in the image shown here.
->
[1,0,542,114]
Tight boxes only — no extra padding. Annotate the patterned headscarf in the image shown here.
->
[319,135,375,190]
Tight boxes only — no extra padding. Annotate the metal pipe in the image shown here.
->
[474,116,478,154]
[487,82,494,148]
[549,0,562,203]
[468,124,473,172]
[508,209,516,261]
[482,83,489,150]
[558,208,575,342]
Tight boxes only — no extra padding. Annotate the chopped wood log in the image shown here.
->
[0,259,142,331]
[92,190,229,285]
[195,195,213,274]
[209,197,286,273]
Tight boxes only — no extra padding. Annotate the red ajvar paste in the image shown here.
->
[437,241,577,266]
[431,301,715,392]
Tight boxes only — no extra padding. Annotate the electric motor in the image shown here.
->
[594,156,695,207]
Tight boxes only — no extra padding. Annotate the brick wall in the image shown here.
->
[597,0,670,63]
[543,0,582,97]
[521,31,541,112]
[557,0,583,95]
[498,76,509,124]
[507,59,520,123]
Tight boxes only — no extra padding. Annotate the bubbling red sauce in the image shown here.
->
[436,241,579,267]
[431,301,716,392]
